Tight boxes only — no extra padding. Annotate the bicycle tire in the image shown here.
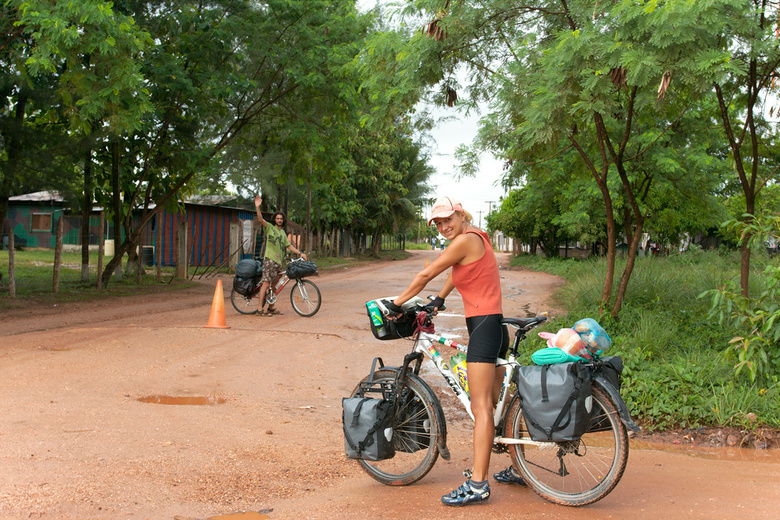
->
[349,368,441,486]
[289,279,321,317]
[230,288,259,315]
[504,383,629,506]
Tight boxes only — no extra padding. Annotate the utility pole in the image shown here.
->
[477,210,483,229]
[485,200,496,215]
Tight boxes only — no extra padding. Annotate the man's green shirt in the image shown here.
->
[264,224,289,265]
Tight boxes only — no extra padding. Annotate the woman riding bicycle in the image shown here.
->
[383,196,521,506]
[254,195,306,316]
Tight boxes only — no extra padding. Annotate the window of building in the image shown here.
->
[31,213,52,232]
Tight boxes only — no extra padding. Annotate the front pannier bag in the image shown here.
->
[342,397,395,461]
[515,362,592,442]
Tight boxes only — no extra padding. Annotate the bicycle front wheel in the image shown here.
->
[350,368,442,486]
[230,288,259,315]
[504,384,629,506]
[289,279,321,317]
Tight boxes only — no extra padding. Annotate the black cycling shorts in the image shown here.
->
[465,314,509,363]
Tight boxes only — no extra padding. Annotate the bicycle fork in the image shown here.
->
[395,350,451,461]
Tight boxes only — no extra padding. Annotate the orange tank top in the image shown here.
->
[451,228,502,318]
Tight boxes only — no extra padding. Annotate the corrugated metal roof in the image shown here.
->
[9,191,63,202]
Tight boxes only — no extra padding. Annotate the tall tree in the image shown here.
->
[96,0,370,285]
[2,0,151,281]
[396,0,732,316]
[704,0,780,296]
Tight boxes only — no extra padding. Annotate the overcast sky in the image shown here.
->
[357,0,506,229]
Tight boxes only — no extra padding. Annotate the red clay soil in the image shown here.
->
[1,250,779,520]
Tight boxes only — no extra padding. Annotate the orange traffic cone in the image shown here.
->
[204,279,230,329]
[425,257,429,268]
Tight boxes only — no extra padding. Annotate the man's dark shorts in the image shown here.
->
[261,258,282,283]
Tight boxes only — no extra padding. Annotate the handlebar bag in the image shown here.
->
[365,299,420,340]
[342,396,395,461]
[286,260,318,279]
[515,362,592,442]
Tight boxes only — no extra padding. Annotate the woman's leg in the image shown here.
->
[467,361,496,482]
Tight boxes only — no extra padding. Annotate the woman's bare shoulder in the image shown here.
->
[451,229,485,257]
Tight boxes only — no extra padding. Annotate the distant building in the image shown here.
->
[3,191,304,270]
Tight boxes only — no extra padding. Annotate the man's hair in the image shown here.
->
[272,211,287,228]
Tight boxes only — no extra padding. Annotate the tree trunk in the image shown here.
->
[612,217,644,317]
[136,243,142,285]
[97,211,104,290]
[81,147,93,282]
[8,231,15,297]
[111,139,123,282]
[53,216,63,294]
[305,182,311,253]
[156,209,162,282]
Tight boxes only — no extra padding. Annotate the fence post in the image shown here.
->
[97,211,104,289]
[8,231,15,297]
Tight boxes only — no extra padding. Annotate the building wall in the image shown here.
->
[5,203,62,248]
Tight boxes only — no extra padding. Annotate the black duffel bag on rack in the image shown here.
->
[233,259,263,296]
[286,260,318,279]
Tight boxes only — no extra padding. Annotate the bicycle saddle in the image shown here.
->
[501,316,547,329]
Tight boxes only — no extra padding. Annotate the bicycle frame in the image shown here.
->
[406,329,547,448]
[258,258,304,303]
[264,273,291,304]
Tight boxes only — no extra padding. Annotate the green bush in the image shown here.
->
[513,249,780,431]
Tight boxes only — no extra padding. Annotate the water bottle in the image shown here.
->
[366,300,386,337]
[450,351,469,394]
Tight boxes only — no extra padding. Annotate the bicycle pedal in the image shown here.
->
[463,468,473,479]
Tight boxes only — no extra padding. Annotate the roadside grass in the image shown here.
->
[511,250,780,431]
[405,242,434,250]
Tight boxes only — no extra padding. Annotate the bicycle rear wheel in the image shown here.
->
[349,368,441,486]
[230,288,259,315]
[290,279,321,317]
[504,384,629,506]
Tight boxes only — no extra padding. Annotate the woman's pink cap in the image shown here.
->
[428,197,464,225]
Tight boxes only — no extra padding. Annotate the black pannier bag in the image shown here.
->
[233,259,263,296]
[236,259,262,278]
[365,298,420,341]
[588,356,624,432]
[286,260,318,279]
[342,397,395,461]
[515,362,592,442]
[343,357,396,461]
[232,275,258,296]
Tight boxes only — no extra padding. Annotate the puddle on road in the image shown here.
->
[138,395,226,405]
[631,439,780,463]
[205,512,270,520]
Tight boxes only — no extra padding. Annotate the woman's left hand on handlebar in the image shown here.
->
[383,300,404,319]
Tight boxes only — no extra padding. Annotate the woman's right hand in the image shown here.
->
[254,196,262,207]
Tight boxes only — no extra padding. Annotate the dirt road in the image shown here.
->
[1,250,779,520]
